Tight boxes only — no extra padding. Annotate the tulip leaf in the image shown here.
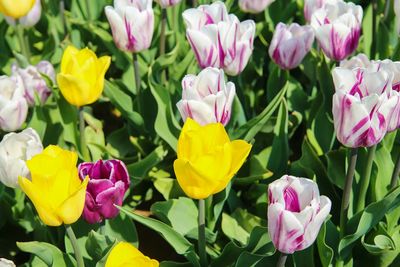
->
[117,206,200,267]
[316,221,335,267]
[221,213,250,245]
[127,146,167,179]
[85,230,115,262]
[17,241,75,267]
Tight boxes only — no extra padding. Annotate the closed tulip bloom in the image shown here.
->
[311,1,363,61]
[239,0,275,14]
[304,0,338,22]
[105,0,154,53]
[332,67,394,147]
[156,0,181,8]
[12,61,55,106]
[340,53,371,69]
[268,175,331,254]
[4,0,41,27]
[0,76,28,132]
[269,23,314,70]
[105,242,159,267]
[0,0,35,19]
[0,258,16,267]
[57,46,111,107]
[18,145,89,226]
[0,128,42,188]
[177,68,235,126]
[174,118,252,199]
[183,1,256,76]
[78,160,130,224]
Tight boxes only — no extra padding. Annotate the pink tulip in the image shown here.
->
[303,0,338,22]
[269,23,314,70]
[268,175,331,254]
[340,53,371,69]
[239,0,275,14]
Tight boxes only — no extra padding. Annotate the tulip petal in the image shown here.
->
[57,73,93,107]
[228,140,252,178]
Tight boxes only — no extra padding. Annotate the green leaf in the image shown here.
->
[85,230,115,262]
[127,146,167,179]
[221,213,250,245]
[317,221,335,267]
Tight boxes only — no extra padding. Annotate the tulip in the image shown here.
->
[396,0,400,36]
[174,118,252,199]
[0,128,42,188]
[238,0,275,14]
[0,76,28,132]
[105,0,154,53]
[78,159,130,224]
[332,67,395,147]
[18,145,89,226]
[0,0,35,19]
[56,46,111,107]
[340,53,371,69]
[177,68,235,126]
[4,0,41,27]
[11,61,55,106]
[311,1,363,61]
[156,0,182,8]
[268,23,314,70]
[105,242,159,267]
[0,258,16,267]
[303,0,339,22]
[183,1,256,76]
[268,175,331,254]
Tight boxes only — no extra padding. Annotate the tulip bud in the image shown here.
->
[183,1,256,76]
[395,0,400,36]
[177,68,235,126]
[303,0,338,22]
[0,258,16,267]
[105,242,159,267]
[268,23,314,70]
[105,0,154,53]
[311,1,363,61]
[332,67,394,147]
[155,0,182,8]
[78,160,130,224]
[56,46,111,107]
[174,119,252,199]
[4,0,41,27]
[239,0,275,14]
[0,0,35,19]
[11,61,55,106]
[0,128,43,188]
[0,76,28,132]
[340,53,371,69]
[268,175,331,254]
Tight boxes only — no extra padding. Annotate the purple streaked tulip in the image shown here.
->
[268,175,331,254]
[238,0,275,14]
[340,53,371,69]
[332,67,394,147]
[11,61,55,106]
[105,0,154,53]
[155,0,182,8]
[183,1,256,76]
[0,76,28,132]
[177,67,235,126]
[5,0,41,27]
[268,23,314,70]
[311,1,363,61]
[303,0,338,22]
[78,159,130,224]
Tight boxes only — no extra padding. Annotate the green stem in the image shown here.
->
[383,0,391,20]
[371,0,378,59]
[85,0,92,21]
[198,199,207,267]
[160,8,167,83]
[15,22,30,61]
[391,151,400,189]
[79,107,90,162]
[276,253,288,267]
[132,53,143,115]
[60,0,67,36]
[339,148,358,239]
[65,225,85,267]
[355,144,376,213]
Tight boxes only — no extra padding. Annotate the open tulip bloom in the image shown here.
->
[303,0,339,22]
[268,175,331,254]
[183,1,256,76]
[311,1,362,61]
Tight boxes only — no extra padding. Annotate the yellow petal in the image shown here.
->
[57,73,93,107]
[61,46,79,73]
[228,140,252,178]
[18,176,62,226]
[105,242,159,267]
[57,176,88,225]
[0,0,35,18]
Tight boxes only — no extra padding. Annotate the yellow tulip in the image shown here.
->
[0,0,35,18]
[105,242,159,267]
[18,145,89,226]
[57,46,111,107]
[174,118,252,199]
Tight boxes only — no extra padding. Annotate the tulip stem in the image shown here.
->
[132,53,143,115]
[15,22,30,62]
[85,0,92,21]
[339,148,358,239]
[276,253,288,267]
[60,0,67,36]
[65,225,85,267]
[390,151,400,189]
[79,107,90,162]
[371,0,378,59]
[355,144,376,213]
[160,8,167,83]
[198,199,207,267]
